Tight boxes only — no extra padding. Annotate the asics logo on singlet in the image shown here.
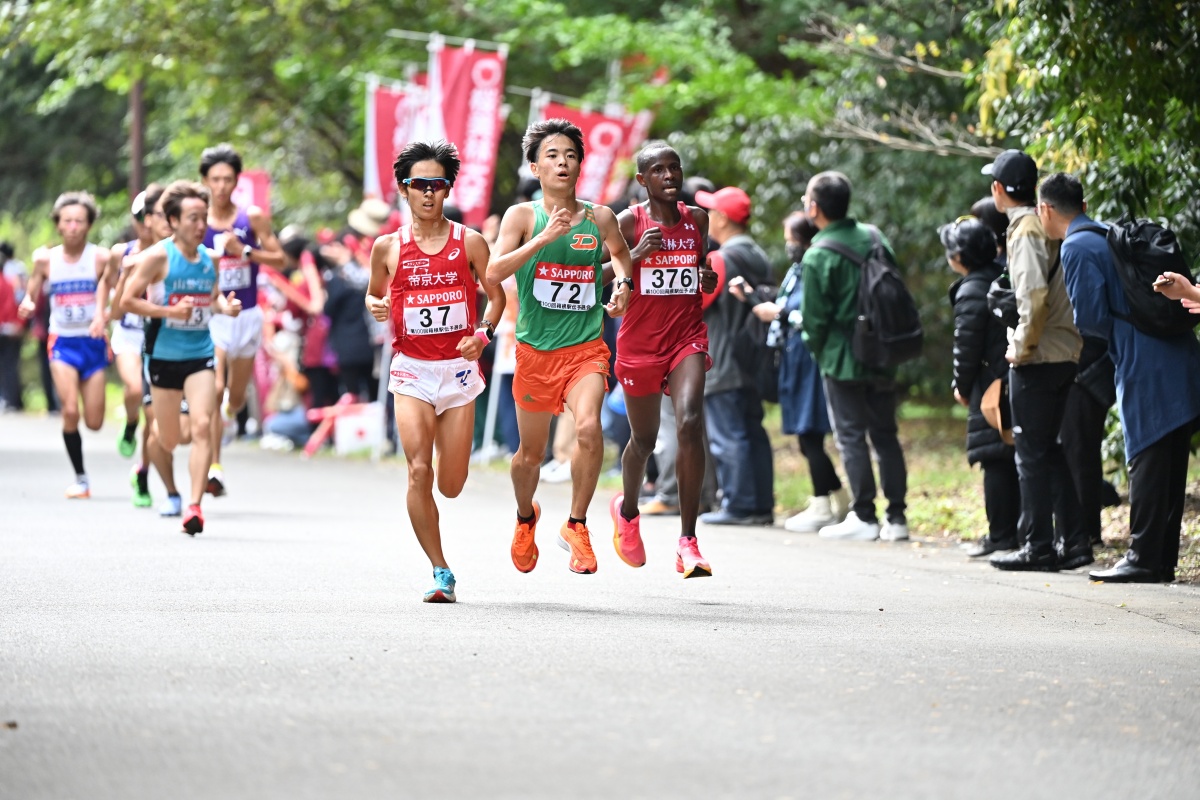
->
[570,234,598,251]
[447,248,461,260]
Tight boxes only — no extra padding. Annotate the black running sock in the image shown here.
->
[136,466,150,494]
[568,516,586,527]
[63,430,85,475]
[518,512,536,525]
[123,421,138,442]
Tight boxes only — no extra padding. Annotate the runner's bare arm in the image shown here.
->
[596,205,632,316]
[469,229,506,332]
[17,250,49,319]
[366,234,396,322]
[692,207,717,294]
[245,206,286,268]
[486,203,569,285]
[601,209,643,284]
[214,286,242,317]
[101,245,125,317]
[121,246,182,320]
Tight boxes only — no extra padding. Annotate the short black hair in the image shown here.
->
[199,143,243,178]
[785,211,819,246]
[1038,172,1085,215]
[393,139,461,187]
[161,180,211,224]
[142,183,166,218]
[806,171,851,221]
[635,140,676,173]
[52,191,99,225]
[970,196,1008,253]
[522,118,585,164]
[939,218,997,272]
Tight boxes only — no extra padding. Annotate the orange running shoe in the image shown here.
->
[511,500,541,573]
[558,520,598,574]
[676,536,712,579]
[610,493,646,568]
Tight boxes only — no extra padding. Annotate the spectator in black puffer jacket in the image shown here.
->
[940,217,1020,558]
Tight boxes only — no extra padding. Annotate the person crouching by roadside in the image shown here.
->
[940,216,1020,558]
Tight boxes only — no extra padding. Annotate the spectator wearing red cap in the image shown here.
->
[695,186,775,525]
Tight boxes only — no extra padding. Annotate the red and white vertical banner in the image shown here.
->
[434,40,508,229]
[233,170,271,211]
[539,101,634,204]
[603,109,654,204]
[363,76,428,206]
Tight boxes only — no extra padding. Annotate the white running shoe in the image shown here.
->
[539,460,571,484]
[818,511,880,541]
[783,495,836,533]
[880,521,910,541]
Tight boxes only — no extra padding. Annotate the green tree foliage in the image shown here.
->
[4,0,1193,395]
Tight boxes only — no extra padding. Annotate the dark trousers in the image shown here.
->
[0,335,23,409]
[823,378,907,524]
[798,432,841,497]
[1009,361,1087,556]
[981,457,1020,544]
[337,362,376,402]
[37,336,58,412]
[1060,383,1108,545]
[1126,419,1195,573]
[704,386,774,516]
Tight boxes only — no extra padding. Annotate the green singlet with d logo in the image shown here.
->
[515,201,605,351]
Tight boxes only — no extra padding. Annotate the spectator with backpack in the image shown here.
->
[983,151,1086,573]
[1040,172,1200,582]
[800,171,911,542]
[696,186,775,525]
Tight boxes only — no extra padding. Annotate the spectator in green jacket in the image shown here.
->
[799,171,909,543]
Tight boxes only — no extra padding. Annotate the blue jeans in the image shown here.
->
[704,387,774,516]
[264,405,312,446]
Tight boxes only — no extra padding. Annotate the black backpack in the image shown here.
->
[812,226,924,369]
[1075,219,1199,339]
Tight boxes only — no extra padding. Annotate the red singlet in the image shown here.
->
[617,202,707,362]
[389,222,477,361]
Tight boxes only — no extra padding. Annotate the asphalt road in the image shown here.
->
[3,413,1199,799]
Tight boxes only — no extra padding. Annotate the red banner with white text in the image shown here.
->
[436,46,507,229]
[363,79,429,206]
[539,102,634,204]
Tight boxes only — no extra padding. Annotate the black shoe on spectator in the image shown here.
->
[990,546,1059,572]
[967,537,1016,558]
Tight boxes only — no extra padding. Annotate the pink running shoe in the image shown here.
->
[610,493,646,568]
[675,536,712,579]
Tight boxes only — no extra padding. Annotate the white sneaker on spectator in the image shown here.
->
[783,495,836,533]
[818,511,879,541]
[880,520,910,541]
[539,460,571,484]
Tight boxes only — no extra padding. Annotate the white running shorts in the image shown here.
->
[388,352,484,414]
[209,304,264,360]
[110,324,145,357]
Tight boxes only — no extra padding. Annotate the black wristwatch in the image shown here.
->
[477,318,495,340]
[614,277,633,292]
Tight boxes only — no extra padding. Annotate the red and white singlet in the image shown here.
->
[389,222,478,361]
[617,202,707,362]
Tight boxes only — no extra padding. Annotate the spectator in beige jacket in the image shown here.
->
[982,150,1086,573]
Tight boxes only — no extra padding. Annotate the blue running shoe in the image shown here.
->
[423,567,456,603]
[159,494,183,517]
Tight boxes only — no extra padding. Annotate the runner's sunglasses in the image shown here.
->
[402,177,451,193]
